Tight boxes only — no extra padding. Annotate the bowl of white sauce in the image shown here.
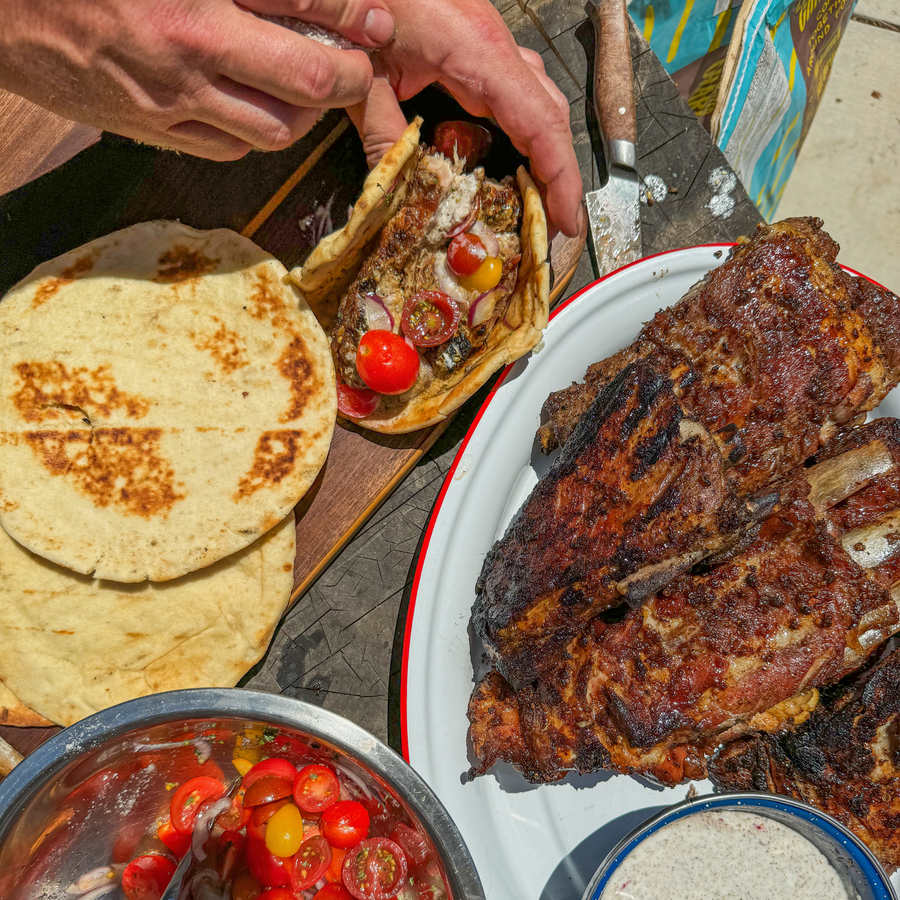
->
[582,792,896,900]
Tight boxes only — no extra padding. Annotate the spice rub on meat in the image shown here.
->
[469,421,900,785]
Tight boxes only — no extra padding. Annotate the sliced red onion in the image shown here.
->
[469,219,499,257]
[77,887,119,900]
[468,288,504,328]
[433,256,470,308]
[134,736,212,763]
[363,292,394,332]
[67,865,124,894]
[445,194,481,241]
[333,761,375,800]
[192,796,233,862]
[189,868,229,900]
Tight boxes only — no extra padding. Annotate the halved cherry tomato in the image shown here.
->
[316,885,355,900]
[389,824,430,870]
[122,854,177,900]
[220,830,247,881]
[293,764,341,814]
[157,818,191,856]
[447,233,487,277]
[249,798,291,841]
[170,776,225,834]
[244,775,294,808]
[401,292,460,348]
[266,802,305,857]
[342,837,408,900]
[325,847,348,884]
[247,836,294,888]
[321,801,371,849]
[243,758,298,790]
[337,383,380,419]
[356,331,419,395]
[291,834,333,892]
[271,735,314,766]
[217,786,252,830]
[233,869,263,900]
[459,255,502,293]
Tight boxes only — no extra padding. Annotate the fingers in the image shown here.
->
[161,120,255,160]
[517,47,570,121]
[239,0,395,47]
[218,10,374,108]
[346,73,408,168]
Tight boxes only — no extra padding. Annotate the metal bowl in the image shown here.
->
[0,689,484,900]
[581,792,897,900]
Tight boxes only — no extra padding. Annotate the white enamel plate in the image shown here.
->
[401,246,900,900]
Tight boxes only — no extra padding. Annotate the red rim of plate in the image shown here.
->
[397,243,890,760]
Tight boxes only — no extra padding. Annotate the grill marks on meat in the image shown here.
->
[469,422,900,785]
[472,363,765,688]
[538,218,900,497]
[710,646,900,870]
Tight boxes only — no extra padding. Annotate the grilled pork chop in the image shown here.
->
[471,362,774,688]
[539,218,900,497]
[469,422,900,785]
[710,645,900,871]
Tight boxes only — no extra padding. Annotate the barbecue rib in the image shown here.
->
[468,422,900,785]
[710,646,900,871]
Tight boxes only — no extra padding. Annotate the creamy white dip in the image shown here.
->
[599,809,850,900]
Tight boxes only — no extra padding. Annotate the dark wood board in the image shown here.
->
[0,2,764,757]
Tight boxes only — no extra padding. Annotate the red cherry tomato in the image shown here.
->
[356,331,419,395]
[219,830,247,882]
[316,885,356,900]
[447,233,487,278]
[342,838,408,900]
[157,818,191,856]
[217,786,251,831]
[244,758,298,789]
[321,801,371,849]
[401,292,460,348]
[336,383,380,419]
[432,121,491,167]
[270,735,314,766]
[122,854,177,900]
[248,798,291,842]
[326,847,348,883]
[389,824,430,870]
[170,776,225,834]
[244,775,295,808]
[259,890,299,900]
[233,869,264,900]
[291,834,333,892]
[247,836,294,888]
[293,764,341,814]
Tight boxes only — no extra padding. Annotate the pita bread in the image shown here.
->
[0,512,295,727]
[0,682,53,728]
[292,121,549,434]
[0,222,335,581]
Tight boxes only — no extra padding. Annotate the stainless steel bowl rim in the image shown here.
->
[581,791,897,900]
[0,688,484,900]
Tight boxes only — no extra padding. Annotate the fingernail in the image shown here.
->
[364,7,395,44]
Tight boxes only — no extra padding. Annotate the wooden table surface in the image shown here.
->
[0,0,762,757]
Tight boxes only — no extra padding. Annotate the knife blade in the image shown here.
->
[584,0,642,276]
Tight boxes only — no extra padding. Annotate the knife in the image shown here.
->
[584,0,642,276]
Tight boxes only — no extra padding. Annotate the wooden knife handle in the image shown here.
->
[587,0,637,147]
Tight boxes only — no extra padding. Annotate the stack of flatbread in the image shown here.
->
[0,221,336,727]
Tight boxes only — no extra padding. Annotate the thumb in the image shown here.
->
[346,75,409,169]
[242,0,396,48]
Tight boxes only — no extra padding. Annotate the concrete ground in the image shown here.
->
[775,1,900,292]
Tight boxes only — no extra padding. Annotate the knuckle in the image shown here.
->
[296,51,338,102]
[257,122,298,152]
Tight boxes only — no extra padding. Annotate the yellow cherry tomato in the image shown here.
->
[265,801,305,857]
[232,757,253,777]
[459,255,503,293]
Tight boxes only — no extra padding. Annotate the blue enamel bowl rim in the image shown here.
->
[581,792,897,900]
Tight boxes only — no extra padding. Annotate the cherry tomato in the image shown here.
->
[459,255,503,293]
[432,121,491,167]
[356,331,419,396]
[321,801,371,849]
[293,764,341,814]
[220,830,247,881]
[401,292,460,348]
[170,776,225,834]
[266,802,305,858]
[270,735,315,766]
[389,824,430,870]
[157,818,191,856]
[243,758,298,790]
[325,847,348,884]
[316,885,355,900]
[244,775,294,808]
[247,836,294,888]
[291,834,333,891]
[122,854,177,900]
[337,383,380,419]
[342,838,408,900]
[447,233,487,277]
[249,798,291,842]
[259,890,299,900]
[218,786,252,831]
[233,869,263,900]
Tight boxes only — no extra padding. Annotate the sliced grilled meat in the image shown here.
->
[710,646,900,871]
[539,218,900,498]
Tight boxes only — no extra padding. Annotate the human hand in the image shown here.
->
[346,0,584,237]
[0,0,397,160]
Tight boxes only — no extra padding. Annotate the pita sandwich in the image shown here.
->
[292,119,549,433]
